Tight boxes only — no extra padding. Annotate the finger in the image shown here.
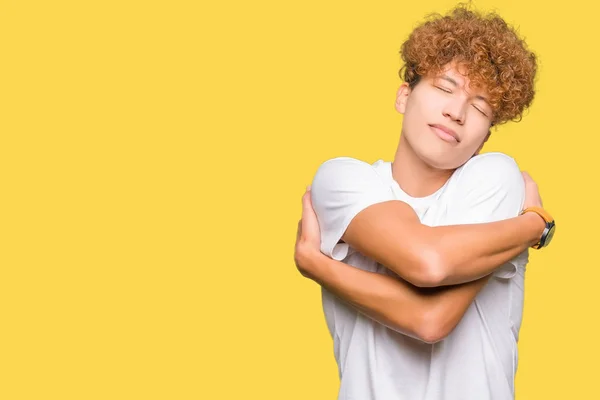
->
[301,190,319,232]
[521,171,537,186]
[296,219,302,241]
[302,190,311,210]
[301,193,310,229]
[300,190,309,219]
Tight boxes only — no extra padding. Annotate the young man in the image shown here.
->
[294,5,556,400]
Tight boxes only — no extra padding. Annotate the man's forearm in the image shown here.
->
[343,202,545,287]
[298,248,491,343]
[423,211,543,285]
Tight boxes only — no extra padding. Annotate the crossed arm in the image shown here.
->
[297,250,491,343]
[294,156,545,343]
[340,199,543,287]
[296,202,542,343]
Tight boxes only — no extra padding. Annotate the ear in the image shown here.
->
[395,82,411,114]
[474,130,491,155]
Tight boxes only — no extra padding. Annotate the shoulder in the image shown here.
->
[444,152,525,213]
[313,157,387,190]
[311,156,393,208]
[452,152,524,191]
[315,156,378,176]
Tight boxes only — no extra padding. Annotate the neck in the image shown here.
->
[391,134,455,198]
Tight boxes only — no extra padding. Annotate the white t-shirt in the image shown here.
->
[310,152,529,400]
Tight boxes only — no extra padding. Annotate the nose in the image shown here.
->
[443,99,466,125]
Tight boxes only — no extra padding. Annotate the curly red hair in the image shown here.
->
[399,5,537,125]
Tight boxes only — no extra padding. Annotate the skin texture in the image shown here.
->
[391,64,495,198]
[398,65,493,171]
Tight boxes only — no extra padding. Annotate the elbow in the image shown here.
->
[417,325,449,345]
[409,247,448,288]
[415,309,454,344]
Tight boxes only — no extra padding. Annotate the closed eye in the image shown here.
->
[435,85,452,93]
[472,104,487,116]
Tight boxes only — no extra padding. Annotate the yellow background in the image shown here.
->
[0,0,596,398]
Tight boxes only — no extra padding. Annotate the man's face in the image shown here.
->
[395,64,494,170]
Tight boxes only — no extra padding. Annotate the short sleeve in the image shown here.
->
[443,152,527,279]
[310,157,395,260]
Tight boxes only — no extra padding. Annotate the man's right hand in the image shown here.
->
[294,187,323,281]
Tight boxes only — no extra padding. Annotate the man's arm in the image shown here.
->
[342,201,542,287]
[311,154,545,288]
[296,246,489,344]
[295,191,491,343]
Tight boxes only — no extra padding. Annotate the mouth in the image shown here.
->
[429,124,460,143]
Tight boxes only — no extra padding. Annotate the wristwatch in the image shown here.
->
[521,207,556,249]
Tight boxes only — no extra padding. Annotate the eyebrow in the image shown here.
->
[439,75,491,104]
[440,75,459,87]
[474,94,490,104]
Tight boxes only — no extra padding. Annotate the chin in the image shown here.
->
[413,144,459,170]
[418,147,474,170]
[423,157,457,170]
[405,132,472,170]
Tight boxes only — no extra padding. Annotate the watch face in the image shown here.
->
[544,224,556,247]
